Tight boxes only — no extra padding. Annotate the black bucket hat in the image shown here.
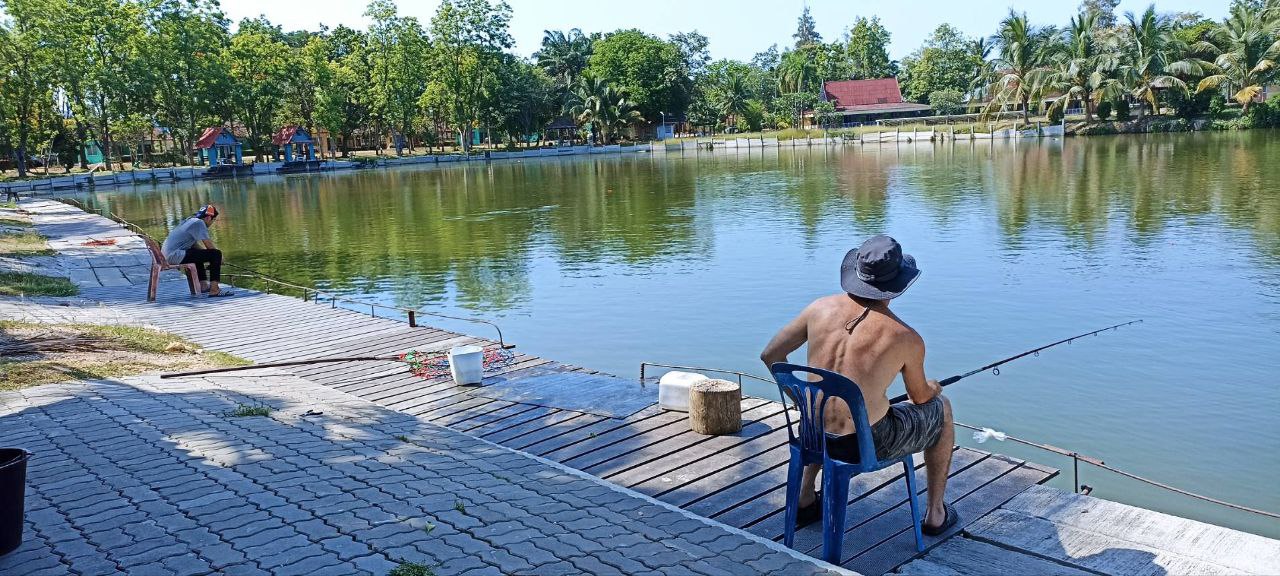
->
[840,235,921,300]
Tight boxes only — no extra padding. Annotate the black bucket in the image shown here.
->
[0,448,31,556]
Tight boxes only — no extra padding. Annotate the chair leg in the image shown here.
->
[148,264,159,302]
[782,455,804,548]
[183,264,198,295]
[903,456,925,553]
[821,463,851,565]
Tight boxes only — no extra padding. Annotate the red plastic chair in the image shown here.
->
[143,237,199,302]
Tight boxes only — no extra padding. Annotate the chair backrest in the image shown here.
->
[142,237,165,265]
[770,362,879,469]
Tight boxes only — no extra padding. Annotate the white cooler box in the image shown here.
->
[658,371,708,412]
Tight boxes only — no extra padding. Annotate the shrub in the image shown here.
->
[1113,98,1131,121]
[1047,103,1064,125]
[1096,100,1113,120]
[928,89,965,116]
[1208,96,1226,119]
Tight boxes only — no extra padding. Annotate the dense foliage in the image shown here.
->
[0,0,1277,176]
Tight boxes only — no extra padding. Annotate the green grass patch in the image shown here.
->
[454,500,466,513]
[0,216,54,257]
[389,562,436,576]
[227,403,272,417]
[0,271,78,296]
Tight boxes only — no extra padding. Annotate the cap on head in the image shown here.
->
[839,234,921,300]
[195,204,218,220]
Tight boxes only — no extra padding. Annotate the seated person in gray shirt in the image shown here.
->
[161,204,232,297]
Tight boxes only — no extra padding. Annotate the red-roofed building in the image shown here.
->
[271,126,315,162]
[194,127,243,166]
[810,78,932,126]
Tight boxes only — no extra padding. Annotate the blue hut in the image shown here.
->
[272,126,315,162]
[195,127,243,166]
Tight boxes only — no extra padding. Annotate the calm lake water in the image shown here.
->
[76,132,1280,537]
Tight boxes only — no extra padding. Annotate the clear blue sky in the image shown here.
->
[219,0,1229,61]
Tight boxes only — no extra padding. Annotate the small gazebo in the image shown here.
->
[546,116,578,146]
[195,127,243,166]
[272,126,315,162]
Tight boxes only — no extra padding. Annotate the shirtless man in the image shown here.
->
[760,234,957,535]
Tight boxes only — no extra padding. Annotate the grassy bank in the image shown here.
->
[0,321,250,391]
[0,209,77,296]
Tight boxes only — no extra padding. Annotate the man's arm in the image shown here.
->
[760,305,810,369]
[900,334,941,404]
[201,239,216,250]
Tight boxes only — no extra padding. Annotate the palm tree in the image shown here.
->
[984,10,1057,122]
[569,73,641,144]
[1120,5,1210,116]
[1195,4,1280,112]
[967,37,996,109]
[1043,9,1120,122]
[536,29,592,103]
[777,47,819,94]
[716,72,751,129]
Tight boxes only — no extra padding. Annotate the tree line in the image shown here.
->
[1,0,1278,178]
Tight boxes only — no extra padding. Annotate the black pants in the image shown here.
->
[180,248,221,283]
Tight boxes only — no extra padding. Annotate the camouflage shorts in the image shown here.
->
[828,395,946,462]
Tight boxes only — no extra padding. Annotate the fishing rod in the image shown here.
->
[889,319,1143,404]
[160,355,399,379]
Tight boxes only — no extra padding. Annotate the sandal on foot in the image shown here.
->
[922,502,959,536]
[207,291,235,298]
[795,490,822,529]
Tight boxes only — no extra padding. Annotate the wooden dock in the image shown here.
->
[87,282,1058,575]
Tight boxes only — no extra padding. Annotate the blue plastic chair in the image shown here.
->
[771,362,925,564]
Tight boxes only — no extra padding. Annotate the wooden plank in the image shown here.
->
[532,399,765,462]
[847,461,1054,575]
[896,537,1094,576]
[822,454,1023,567]
[642,438,789,502]
[484,412,603,447]
[412,395,496,420]
[774,448,986,550]
[964,509,1238,576]
[466,405,562,437]
[446,402,541,431]
[581,403,786,479]
[977,485,1280,575]
[606,411,788,488]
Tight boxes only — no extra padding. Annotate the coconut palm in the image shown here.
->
[1043,9,1121,121]
[1120,5,1211,116]
[569,73,641,144]
[1195,5,1280,112]
[777,47,819,94]
[984,10,1057,122]
[716,71,752,128]
[536,29,592,101]
[967,37,996,108]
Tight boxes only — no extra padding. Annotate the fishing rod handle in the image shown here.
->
[939,375,963,386]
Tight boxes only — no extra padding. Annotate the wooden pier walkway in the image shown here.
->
[85,282,1057,575]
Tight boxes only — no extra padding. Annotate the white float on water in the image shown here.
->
[658,371,708,412]
[449,345,485,385]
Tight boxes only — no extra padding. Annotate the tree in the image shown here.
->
[929,89,964,115]
[812,100,840,128]
[670,31,711,79]
[900,24,977,102]
[1079,0,1121,29]
[1042,9,1119,121]
[794,6,821,48]
[586,29,688,122]
[984,10,1057,121]
[569,73,640,144]
[0,10,54,177]
[535,29,592,106]
[228,28,290,161]
[430,0,513,152]
[1196,3,1280,112]
[1120,5,1209,116]
[715,70,751,128]
[488,57,554,147]
[141,0,231,165]
[846,16,895,79]
[316,26,370,157]
[778,47,820,94]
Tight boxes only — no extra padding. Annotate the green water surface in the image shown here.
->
[77,132,1280,538]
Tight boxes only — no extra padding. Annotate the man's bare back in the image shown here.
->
[801,293,924,434]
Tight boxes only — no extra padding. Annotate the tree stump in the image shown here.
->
[688,378,741,435]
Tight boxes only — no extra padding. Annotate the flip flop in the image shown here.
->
[795,490,822,529]
[922,502,959,536]
[207,291,235,298]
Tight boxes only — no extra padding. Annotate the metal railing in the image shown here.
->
[53,197,516,349]
[639,361,1280,520]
